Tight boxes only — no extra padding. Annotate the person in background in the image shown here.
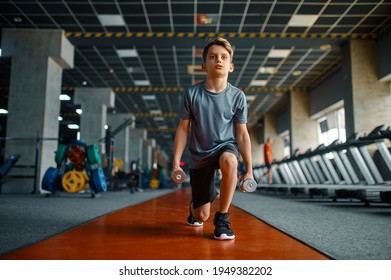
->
[259,137,273,184]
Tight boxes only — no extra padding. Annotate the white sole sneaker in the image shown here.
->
[214,233,235,240]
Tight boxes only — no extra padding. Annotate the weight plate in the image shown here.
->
[149,179,160,188]
[91,167,107,193]
[86,144,101,165]
[61,170,86,193]
[55,144,67,164]
[239,179,257,193]
[171,170,186,184]
[67,147,86,165]
[42,167,59,192]
[113,157,124,169]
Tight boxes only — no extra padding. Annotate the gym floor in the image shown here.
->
[0,187,329,260]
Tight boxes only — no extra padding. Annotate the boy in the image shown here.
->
[172,37,253,240]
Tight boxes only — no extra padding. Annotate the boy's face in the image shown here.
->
[202,45,234,78]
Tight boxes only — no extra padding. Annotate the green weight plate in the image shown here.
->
[86,144,101,165]
[55,144,67,164]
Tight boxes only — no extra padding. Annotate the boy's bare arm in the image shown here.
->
[172,118,190,170]
[235,123,253,179]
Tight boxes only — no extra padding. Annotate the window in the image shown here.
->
[317,107,346,146]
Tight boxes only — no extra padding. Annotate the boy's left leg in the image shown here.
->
[214,151,238,240]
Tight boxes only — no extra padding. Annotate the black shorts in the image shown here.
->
[189,145,239,209]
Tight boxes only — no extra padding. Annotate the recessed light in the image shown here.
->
[82,81,87,86]
[117,49,138,57]
[142,95,156,100]
[60,94,71,101]
[259,67,277,74]
[67,124,80,130]
[292,70,302,76]
[287,15,318,27]
[250,80,268,86]
[187,65,206,75]
[268,49,291,58]
[98,15,125,26]
[13,17,22,23]
[320,44,332,51]
[134,80,150,86]
[246,95,256,102]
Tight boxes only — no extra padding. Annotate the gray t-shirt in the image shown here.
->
[180,81,247,169]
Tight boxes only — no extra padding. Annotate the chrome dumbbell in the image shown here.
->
[239,178,257,193]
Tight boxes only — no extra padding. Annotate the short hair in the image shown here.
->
[202,37,233,62]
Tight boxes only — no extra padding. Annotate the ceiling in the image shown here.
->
[0,0,390,158]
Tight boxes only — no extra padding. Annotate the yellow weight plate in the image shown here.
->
[61,171,86,193]
[113,157,124,169]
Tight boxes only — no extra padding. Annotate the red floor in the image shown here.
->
[1,188,329,260]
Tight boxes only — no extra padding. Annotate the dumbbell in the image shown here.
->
[171,170,186,184]
[239,178,257,193]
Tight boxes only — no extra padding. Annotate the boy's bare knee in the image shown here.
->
[220,153,238,172]
[193,208,210,222]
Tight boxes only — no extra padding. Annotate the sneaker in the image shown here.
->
[214,211,235,240]
[187,208,203,227]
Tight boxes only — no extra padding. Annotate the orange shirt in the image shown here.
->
[264,143,273,164]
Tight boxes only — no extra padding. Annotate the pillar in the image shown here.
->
[74,87,115,152]
[289,90,318,154]
[342,40,391,137]
[1,29,74,193]
[107,113,135,173]
[263,112,285,161]
[128,128,147,168]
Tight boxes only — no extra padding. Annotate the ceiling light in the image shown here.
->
[126,67,143,73]
[259,67,277,74]
[0,109,8,114]
[268,49,291,58]
[246,95,256,102]
[0,48,2,56]
[98,15,125,26]
[117,49,138,57]
[187,65,206,75]
[142,95,156,100]
[287,14,318,27]
[13,17,22,23]
[292,70,302,76]
[76,109,82,115]
[250,80,268,86]
[67,124,79,130]
[60,94,71,101]
[320,44,332,51]
[135,80,150,86]
[58,116,63,121]
[82,81,87,86]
